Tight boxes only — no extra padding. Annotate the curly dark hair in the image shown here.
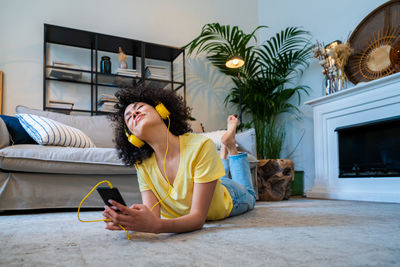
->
[109,85,192,166]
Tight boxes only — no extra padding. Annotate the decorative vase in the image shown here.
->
[100,56,111,74]
[336,68,347,92]
[119,60,128,69]
[323,77,337,95]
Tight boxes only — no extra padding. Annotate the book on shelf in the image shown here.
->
[98,94,118,112]
[145,65,169,80]
[98,94,118,104]
[98,101,117,112]
[49,61,83,81]
[52,61,82,70]
[116,68,140,77]
[48,100,75,109]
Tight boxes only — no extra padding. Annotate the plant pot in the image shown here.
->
[291,171,304,196]
[257,159,294,201]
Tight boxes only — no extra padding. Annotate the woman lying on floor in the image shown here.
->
[104,86,256,233]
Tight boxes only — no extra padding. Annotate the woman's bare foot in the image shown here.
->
[221,115,238,156]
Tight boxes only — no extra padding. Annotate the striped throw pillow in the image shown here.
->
[16,113,96,148]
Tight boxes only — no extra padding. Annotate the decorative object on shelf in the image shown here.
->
[225,55,245,125]
[118,47,128,69]
[390,35,400,72]
[344,0,400,84]
[185,24,312,159]
[350,27,399,82]
[313,41,338,95]
[333,42,353,90]
[313,40,353,95]
[100,56,111,74]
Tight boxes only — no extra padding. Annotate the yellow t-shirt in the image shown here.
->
[135,133,233,220]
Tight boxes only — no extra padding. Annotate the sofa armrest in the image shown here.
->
[0,117,10,148]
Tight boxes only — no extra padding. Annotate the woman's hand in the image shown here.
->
[103,200,161,233]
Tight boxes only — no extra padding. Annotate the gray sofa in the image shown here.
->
[0,106,258,211]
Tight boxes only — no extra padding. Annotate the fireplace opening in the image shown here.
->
[335,116,400,178]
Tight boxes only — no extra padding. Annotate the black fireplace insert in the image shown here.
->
[336,116,400,178]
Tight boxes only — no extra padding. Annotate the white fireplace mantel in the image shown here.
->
[305,73,400,203]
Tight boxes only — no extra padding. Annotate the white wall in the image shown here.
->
[257,0,386,192]
[0,0,259,131]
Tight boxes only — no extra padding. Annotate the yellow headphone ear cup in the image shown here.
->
[155,103,170,119]
[125,128,145,148]
[128,134,145,148]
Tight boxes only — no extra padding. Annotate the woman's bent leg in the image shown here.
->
[221,158,231,179]
[221,176,256,217]
[229,153,256,199]
[220,115,256,217]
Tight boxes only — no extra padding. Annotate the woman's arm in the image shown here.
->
[104,180,217,233]
[156,180,217,233]
[141,190,160,218]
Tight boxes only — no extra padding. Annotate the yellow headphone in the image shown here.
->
[125,103,170,148]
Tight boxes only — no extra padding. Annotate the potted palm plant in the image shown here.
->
[185,23,312,200]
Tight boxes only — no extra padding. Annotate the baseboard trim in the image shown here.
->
[306,190,400,203]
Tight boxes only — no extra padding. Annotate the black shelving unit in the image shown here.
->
[43,24,186,115]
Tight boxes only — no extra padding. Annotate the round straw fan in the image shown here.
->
[345,1,400,84]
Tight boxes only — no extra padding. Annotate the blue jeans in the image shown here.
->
[220,153,256,217]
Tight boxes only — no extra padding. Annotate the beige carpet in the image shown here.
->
[1,197,399,266]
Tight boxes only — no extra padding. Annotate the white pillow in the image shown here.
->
[199,130,226,149]
[199,128,257,159]
[16,113,96,148]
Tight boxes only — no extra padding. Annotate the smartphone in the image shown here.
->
[96,187,127,209]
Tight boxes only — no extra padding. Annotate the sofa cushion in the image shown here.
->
[17,113,96,148]
[235,128,257,158]
[0,118,10,148]
[199,128,257,159]
[16,105,114,148]
[198,130,226,149]
[0,115,36,145]
[0,145,136,175]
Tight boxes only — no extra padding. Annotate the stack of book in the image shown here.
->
[49,61,83,81]
[145,65,169,80]
[48,100,75,110]
[98,94,118,112]
[116,68,140,77]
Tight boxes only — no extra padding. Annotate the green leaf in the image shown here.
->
[185,24,312,158]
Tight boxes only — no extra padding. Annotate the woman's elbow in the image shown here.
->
[193,215,206,230]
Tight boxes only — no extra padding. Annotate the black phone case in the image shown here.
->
[96,187,127,207]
